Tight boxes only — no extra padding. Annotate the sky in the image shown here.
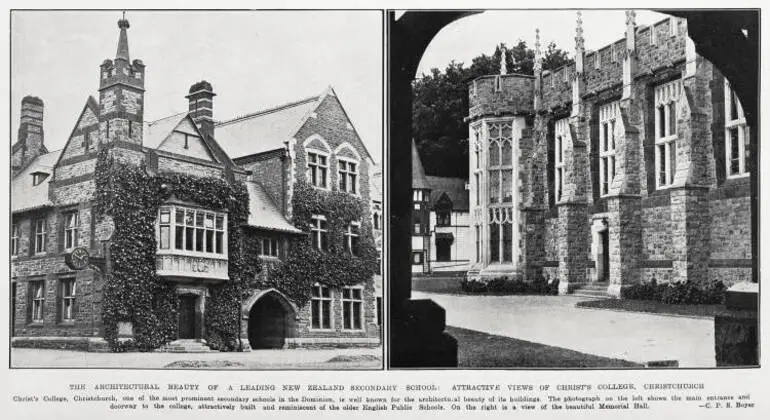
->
[415,10,670,77]
[10,11,383,163]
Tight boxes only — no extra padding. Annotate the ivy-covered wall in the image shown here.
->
[95,146,256,351]
[256,181,379,307]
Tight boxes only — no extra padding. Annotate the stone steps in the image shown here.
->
[156,339,217,353]
[570,283,612,299]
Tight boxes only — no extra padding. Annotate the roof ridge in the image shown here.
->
[215,95,319,127]
[146,111,187,126]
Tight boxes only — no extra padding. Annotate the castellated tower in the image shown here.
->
[465,59,536,281]
[98,17,145,163]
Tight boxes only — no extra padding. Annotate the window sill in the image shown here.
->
[156,250,229,261]
[57,321,76,327]
[26,322,45,328]
[309,328,335,332]
[726,173,750,181]
[258,255,281,261]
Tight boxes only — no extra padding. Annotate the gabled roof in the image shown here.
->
[214,86,374,162]
[411,139,431,189]
[245,181,303,234]
[143,112,188,149]
[11,149,61,213]
[425,175,470,212]
[215,96,319,159]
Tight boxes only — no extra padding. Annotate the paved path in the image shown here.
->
[412,292,715,367]
[11,346,383,369]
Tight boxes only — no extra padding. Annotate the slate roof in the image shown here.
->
[245,181,303,234]
[143,112,188,149]
[411,139,431,189]
[425,175,469,212]
[11,150,61,213]
[214,96,319,159]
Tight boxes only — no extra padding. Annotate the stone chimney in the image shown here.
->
[12,96,47,172]
[186,81,216,139]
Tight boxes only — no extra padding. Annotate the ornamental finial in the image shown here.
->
[499,45,507,75]
[575,11,584,52]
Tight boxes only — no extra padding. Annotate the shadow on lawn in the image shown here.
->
[447,326,641,368]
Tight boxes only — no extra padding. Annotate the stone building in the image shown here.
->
[11,17,379,351]
[411,140,473,274]
[466,12,753,297]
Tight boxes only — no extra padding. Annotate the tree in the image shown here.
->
[412,41,572,178]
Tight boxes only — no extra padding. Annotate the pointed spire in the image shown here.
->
[116,11,130,62]
[499,45,507,75]
[575,11,584,53]
[411,139,431,190]
[534,28,542,74]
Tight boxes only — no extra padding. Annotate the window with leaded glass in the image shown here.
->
[599,102,619,196]
[654,79,681,188]
[725,81,749,177]
[487,121,514,204]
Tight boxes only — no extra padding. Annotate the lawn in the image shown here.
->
[412,276,464,294]
[576,298,724,318]
[446,326,641,368]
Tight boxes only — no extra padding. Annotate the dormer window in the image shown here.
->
[31,172,49,186]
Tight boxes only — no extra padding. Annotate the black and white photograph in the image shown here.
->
[10,10,384,369]
[389,10,758,369]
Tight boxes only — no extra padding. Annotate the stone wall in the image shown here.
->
[157,155,223,178]
[468,75,535,119]
[239,151,287,213]
[291,282,381,345]
[12,270,103,338]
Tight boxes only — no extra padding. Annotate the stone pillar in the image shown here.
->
[553,113,590,294]
[670,187,710,284]
[668,53,713,285]
[606,196,642,297]
[556,203,589,294]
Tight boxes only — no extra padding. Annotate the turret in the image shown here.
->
[98,15,144,149]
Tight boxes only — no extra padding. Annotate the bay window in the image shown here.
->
[487,121,513,204]
[157,206,227,256]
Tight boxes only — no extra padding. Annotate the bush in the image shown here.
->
[460,275,559,295]
[623,278,726,305]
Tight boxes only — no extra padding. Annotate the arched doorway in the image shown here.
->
[247,291,296,349]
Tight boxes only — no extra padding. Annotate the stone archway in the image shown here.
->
[244,289,297,350]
